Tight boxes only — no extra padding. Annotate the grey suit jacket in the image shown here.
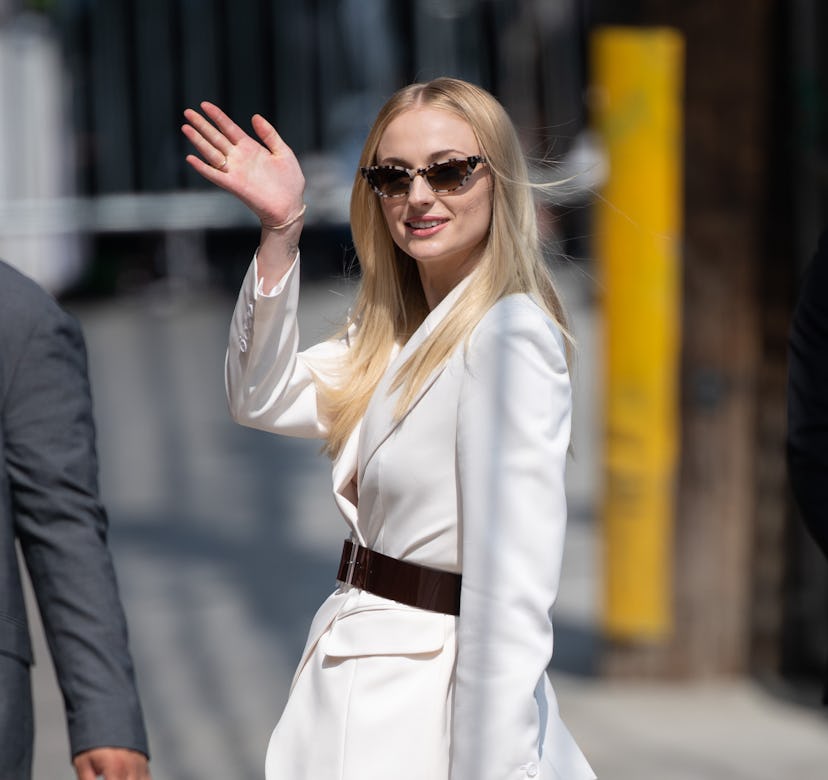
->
[0,260,148,758]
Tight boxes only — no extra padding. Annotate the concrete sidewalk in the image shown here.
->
[24,261,828,779]
[555,674,828,779]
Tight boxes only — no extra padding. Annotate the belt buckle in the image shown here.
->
[344,540,359,586]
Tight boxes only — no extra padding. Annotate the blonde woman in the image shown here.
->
[182,78,595,780]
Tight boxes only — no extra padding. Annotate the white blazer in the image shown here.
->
[226,256,595,780]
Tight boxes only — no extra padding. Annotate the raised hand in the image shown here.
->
[182,102,306,228]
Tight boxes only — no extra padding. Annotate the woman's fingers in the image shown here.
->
[183,152,226,187]
[182,106,233,155]
[181,121,228,171]
[200,101,247,146]
[251,113,286,156]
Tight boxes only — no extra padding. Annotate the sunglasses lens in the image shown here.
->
[368,168,410,197]
[425,160,468,192]
[364,157,482,197]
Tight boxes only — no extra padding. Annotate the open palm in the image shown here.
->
[182,102,306,226]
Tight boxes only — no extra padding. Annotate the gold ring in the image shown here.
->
[219,156,228,171]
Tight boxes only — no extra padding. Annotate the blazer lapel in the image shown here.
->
[358,273,475,482]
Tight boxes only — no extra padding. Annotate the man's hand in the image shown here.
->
[73,747,151,780]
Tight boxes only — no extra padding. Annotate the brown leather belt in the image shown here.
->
[336,539,461,616]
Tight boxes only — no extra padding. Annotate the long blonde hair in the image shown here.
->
[320,77,570,458]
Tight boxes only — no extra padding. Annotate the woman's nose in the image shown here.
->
[407,171,434,202]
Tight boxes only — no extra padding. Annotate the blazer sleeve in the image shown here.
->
[452,297,571,780]
[7,299,148,759]
[787,229,828,558]
[225,253,348,439]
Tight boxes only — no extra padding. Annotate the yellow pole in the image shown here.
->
[591,27,684,640]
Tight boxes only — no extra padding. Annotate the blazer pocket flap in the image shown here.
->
[324,608,447,658]
[0,613,33,665]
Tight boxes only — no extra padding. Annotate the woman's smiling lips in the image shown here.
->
[404,216,449,237]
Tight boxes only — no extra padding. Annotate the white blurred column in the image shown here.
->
[0,11,84,294]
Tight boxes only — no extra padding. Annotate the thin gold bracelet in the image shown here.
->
[261,203,307,231]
